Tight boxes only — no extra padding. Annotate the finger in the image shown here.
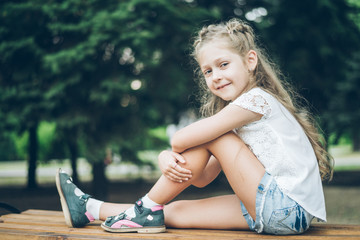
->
[171,152,186,164]
[170,167,192,179]
[173,168,192,179]
[166,166,190,181]
[165,166,182,179]
[166,172,184,183]
[174,163,192,175]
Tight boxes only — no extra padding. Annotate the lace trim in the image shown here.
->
[238,123,297,192]
[232,92,271,119]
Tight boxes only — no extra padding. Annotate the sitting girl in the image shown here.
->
[56,18,333,235]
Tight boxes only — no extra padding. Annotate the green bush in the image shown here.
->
[8,121,60,162]
[0,134,19,161]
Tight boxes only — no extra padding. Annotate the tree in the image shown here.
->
[41,0,216,196]
[333,0,360,151]
[193,0,360,150]
[0,0,217,190]
[0,1,56,188]
[257,0,360,147]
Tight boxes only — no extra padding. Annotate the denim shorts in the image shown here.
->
[240,172,314,235]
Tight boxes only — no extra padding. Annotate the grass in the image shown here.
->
[329,144,360,171]
[0,155,162,187]
[0,145,359,187]
[0,147,359,225]
[334,165,360,171]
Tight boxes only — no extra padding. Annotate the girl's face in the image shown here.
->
[198,41,257,101]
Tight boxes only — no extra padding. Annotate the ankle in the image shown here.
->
[142,194,162,208]
[86,198,104,220]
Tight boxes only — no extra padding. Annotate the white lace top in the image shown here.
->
[230,88,326,221]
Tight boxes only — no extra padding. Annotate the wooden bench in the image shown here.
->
[0,209,359,239]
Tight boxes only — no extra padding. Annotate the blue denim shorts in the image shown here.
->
[240,172,314,235]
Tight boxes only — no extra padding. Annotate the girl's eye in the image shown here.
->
[220,62,228,68]
[203,69,212,76]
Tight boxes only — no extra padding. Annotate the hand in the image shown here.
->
[158,150,192,183]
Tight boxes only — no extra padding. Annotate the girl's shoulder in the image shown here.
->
[231,87,272,118]
[243,87,272,99]
[240,87,279,106]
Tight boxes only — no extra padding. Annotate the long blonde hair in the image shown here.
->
[191,19,333,181]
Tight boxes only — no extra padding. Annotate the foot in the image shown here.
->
[56,168,95,227]
[101,199,166,233]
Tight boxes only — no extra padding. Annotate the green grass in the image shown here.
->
[329,144,360,171]
[0,154,162,187]
[0,145,359,187]
[334,165,360,171]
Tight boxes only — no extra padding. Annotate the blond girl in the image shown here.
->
[56,18,333,235]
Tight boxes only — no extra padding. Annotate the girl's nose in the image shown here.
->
[212,69,222,82]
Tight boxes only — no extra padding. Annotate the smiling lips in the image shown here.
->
[216,83,231,90]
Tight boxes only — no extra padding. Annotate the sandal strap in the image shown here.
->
[79,194,91,205]
[135,199,144,214]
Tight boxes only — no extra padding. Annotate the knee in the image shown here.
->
[191,179,208,188]
[176,147,209,178]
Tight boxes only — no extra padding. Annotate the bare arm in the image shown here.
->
[171,104,262,153]
[162,104,261,184]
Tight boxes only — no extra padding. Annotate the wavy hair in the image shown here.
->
[191,19,333,181]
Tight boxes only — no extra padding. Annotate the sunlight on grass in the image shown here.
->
[0,146,359,187]
[329,144,354,157]
[0,151,162,186]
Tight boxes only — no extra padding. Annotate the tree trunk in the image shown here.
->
[70,154,79,184]
[352,128,360,152]
[92,161,108,201]
[27,123,38,189]
[66,135,79,185]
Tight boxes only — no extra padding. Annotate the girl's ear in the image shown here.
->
[247,50,258,71]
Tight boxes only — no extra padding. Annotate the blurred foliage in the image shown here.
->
[260,0,360,149]
[0,0,217,187]
[0,0,359,188]
[0,133,18,161]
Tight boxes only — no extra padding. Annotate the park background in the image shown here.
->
[0,0,360,225]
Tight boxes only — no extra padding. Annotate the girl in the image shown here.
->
[56,18,333,235]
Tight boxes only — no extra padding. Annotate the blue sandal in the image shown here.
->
[56,169,95,227]
[101,199,165,233]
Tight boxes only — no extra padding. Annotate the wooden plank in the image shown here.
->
[13,210,360,233]
[1,213,64,222]
[2,221,360,240]
[0,228,139,240]
[0,210,360,239]
[312,224,360,230]
[21,209,64,216]
[1,227,359,240]
[0,222,253,240]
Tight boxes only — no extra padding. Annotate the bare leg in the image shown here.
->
[100,131,264,227]
[100,195,249,230]
[148,147,211,204]
[206,132,265,219]
[99,147,211,221]
[100,203,132,220]
[147,132,264,220]
[165,194,248,229]
[99,148,212,222]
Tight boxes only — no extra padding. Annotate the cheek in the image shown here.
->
[245,74,253,85]
[205,78,213,89]
[238,73,250,85]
